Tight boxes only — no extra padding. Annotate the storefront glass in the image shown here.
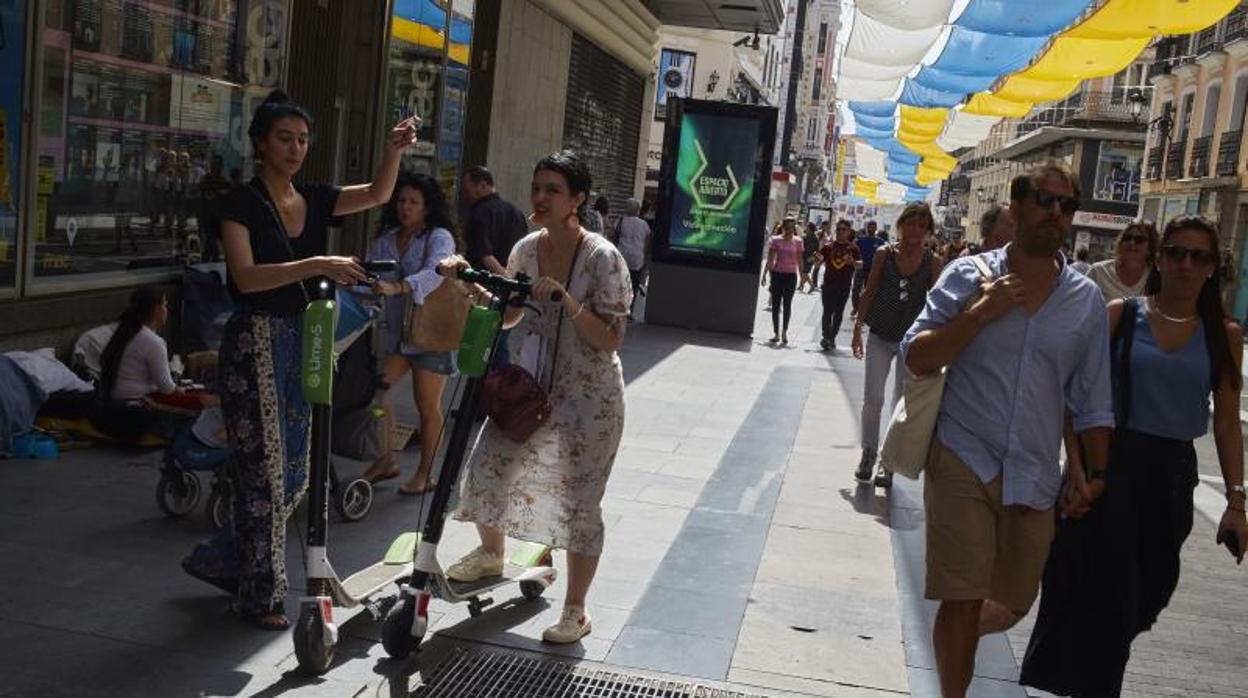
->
[386,0,471,207]
[0,0,27,291]
[30,0,290,290]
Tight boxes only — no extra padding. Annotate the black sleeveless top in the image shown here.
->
[862,245,933,342]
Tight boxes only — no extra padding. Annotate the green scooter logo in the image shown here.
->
[303,299,335,405]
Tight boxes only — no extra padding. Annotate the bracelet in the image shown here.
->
[570,303,586,321]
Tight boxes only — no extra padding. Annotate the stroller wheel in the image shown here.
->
[157,471,201,517]
[207,485,232,530]
[336,479,373,522]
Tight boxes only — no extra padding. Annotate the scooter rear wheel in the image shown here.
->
[382,595,421,658]
[520,580,547,600]
[335,478,373,522]
[293,607,335,675]
[207,483,232,530]
[156,471,201,517]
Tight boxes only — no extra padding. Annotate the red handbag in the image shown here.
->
[479,234,582,443]
[480,364,552,443]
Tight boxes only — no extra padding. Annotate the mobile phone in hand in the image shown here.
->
[1217,529,1243,563]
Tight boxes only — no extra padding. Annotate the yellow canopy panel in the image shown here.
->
[1022,36,1152,81]
[1067,0,1241,40]
[900,105,949,125]
[900,138,951,160]
[964,92,1034,118]
[922,154,957,174]
[897,124,943,143]
[996,74,1081,104]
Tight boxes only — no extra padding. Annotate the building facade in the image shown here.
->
[1140,3,1248,317]
[2,0,782,352]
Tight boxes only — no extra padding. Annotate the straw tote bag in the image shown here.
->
[402,232,473,353]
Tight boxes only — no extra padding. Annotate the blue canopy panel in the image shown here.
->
[887,145,922,164]
[905,187,932,201]
[889,172,923,188]
[931,27,1052,76]
[855,124,896,141]
[394,0,473,43]
[843,195,868,205]
[849,101,898,118]
[854,113,897,132]
[861,136,898,153]
[912,65,999,94]
[954,0,1094,37]
[899,80,966,108]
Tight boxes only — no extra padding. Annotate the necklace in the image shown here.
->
[1147,296,1197,323]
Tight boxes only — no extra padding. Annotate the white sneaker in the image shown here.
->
[446,546,504,582]
[542,606,592,644]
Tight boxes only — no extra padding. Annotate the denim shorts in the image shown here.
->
[406,350,457,376]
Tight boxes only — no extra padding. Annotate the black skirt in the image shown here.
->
[1020,429,1198,697]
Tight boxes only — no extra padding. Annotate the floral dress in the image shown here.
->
[453,231,633,556]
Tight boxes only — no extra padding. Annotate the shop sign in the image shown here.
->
[170,76,230,134]
[1072,210,1134,230]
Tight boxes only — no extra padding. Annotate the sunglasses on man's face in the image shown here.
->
[1159,244,1217,266]
[1120,233,1149,245]
[1030,189,1080,216]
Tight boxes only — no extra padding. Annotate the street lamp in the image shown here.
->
[1128,88,1147,123]
[706,70,720,95]
[976,186,985,200]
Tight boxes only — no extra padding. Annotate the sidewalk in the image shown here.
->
[1,288,1244,696]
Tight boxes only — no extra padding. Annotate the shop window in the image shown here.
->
[0,0,27,292]
[30,0,292,291]
[386,0,474,202]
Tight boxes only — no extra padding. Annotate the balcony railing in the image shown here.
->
[1228,5,1248,43]
[1015,90,1144,136]
[1146,145,1165,180]
[1165,136,1187,179]
[1195,24,1224,55]
[1189,135,1213,178]
[1218,130,1242,176]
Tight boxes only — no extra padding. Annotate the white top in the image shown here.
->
[111,326,177,401]
[1087,259,1148,302]
[615,216,651,271]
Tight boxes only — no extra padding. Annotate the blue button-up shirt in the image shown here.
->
[900,246,1114,510]
[367,226,456,355]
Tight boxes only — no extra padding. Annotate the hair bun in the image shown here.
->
[262,89,290,106]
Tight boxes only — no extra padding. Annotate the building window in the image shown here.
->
[1180,91,1195,137]
[1231,74,1248,134]
[0,1,28,292]
[807,117,817,143]
[29,0,292,292]
[812,68,822,102]
[1202,83,1222,137]
[817,22,828,55]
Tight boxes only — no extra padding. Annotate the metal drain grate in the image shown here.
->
[413,649,764,698]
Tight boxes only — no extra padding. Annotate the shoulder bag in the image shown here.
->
[880,254,993,479]
[402,230,474,352]
[481,234,583,443]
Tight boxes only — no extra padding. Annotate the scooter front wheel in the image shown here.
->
[293,607,335,675]
[335,478,373,522]
[382,595,421,658]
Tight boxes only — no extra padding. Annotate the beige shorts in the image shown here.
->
[924,440,1055,616]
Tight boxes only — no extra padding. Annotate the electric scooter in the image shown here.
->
[379,268,558,660]
[290,260,423,674]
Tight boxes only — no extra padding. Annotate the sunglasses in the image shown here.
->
[1031,189,1080,215]
[1159,244,1216,265]
[1120,233,1149,245]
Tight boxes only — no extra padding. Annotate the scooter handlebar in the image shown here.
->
[454,267,562,302]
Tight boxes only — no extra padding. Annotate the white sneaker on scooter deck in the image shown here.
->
[446,546,504,582]
[542,606,592,643]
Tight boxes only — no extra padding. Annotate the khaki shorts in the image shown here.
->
[924,440,1055,616]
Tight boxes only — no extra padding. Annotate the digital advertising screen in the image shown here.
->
[654,99,777,272]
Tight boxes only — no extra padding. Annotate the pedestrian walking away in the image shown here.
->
[977,204,1015,252]
[462,165,529,365]
[851,220,886,316]
[852,203,941,486]
[1087,220,1157,302]
[364,173,462,496]
[800,222,821,293]
[811,219,860,351]
[1020,215,1248,697]
[766,214,806,344]
[612,197,652,317]
[901,163,1114,698]
[443,150,633,645]
[180,90,417,631]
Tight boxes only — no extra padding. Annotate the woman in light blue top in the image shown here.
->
[1023,215,1248,696]
[365,173,460,495]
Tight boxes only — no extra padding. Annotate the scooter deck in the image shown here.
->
[338,560,412,602]
[446,563,532,597]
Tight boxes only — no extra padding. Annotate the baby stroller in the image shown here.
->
[156,290,388,528]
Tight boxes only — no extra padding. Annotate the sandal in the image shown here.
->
[240,612,290,631]
[362,457,400,484]
[398,480,437,496]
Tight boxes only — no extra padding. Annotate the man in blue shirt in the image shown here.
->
[901,163,1114,698]
[851,220,885,316]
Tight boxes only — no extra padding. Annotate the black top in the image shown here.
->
[464,192,528,269]
[219,179,341,316]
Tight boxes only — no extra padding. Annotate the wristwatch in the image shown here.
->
[1228,484,1247,501]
